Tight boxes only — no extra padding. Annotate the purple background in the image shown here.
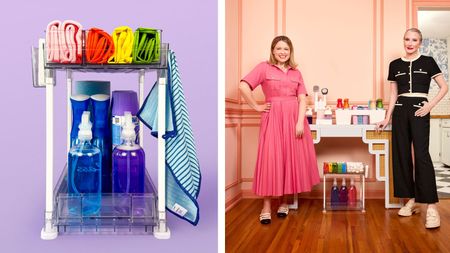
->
[0,0,217,252]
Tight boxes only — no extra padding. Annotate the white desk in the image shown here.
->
[288,124,400,209]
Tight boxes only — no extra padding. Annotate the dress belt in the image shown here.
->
[398,92,428,98]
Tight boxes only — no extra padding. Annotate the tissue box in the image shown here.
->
[335,109,385,125]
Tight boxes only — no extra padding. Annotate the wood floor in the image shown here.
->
[226,199,450,253]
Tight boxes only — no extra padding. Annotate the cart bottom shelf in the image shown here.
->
[51,166,158,235]
[323,200,365,212]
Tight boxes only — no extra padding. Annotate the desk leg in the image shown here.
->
[323,175,326,213]
[288,194,298,209]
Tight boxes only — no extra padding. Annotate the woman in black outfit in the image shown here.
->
[376,28,448,229]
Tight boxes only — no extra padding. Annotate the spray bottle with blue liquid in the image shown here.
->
[68,111,102,216]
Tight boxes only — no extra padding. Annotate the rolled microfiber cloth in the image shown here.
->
[59,20,83,63]
[108,26,134,64]
[86,28,115,64]
[46,20,61,63]
[132,28,160,63]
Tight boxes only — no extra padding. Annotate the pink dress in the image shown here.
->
[242,61,320,196]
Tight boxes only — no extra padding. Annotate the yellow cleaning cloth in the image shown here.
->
[108,26,134,63]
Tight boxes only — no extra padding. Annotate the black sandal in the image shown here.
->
[259,213,271,224]
[277,206,289,218]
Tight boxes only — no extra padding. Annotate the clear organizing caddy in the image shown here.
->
[32,32,171,239]
[322,162,368,213]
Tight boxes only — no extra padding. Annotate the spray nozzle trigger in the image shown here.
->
[121,111,136,141]
[78,111,93,140]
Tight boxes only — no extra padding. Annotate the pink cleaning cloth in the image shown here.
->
[46,20,61,63]
[59,20,83,63]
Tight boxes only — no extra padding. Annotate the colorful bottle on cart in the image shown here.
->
[70,95,90,147]
[112,112,145,193]
[68,111,102,216]
[348,178,357,207]
[331,178,340,206]
[91,94,112,193]
[111,90,139,149]
[339,178,348,204]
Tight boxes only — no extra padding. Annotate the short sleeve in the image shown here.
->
[241,62,266,90]
[429,57,442,78]
[296,70,308,96]
[387,61,396,81]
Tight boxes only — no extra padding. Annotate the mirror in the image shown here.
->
[418,10,450,91]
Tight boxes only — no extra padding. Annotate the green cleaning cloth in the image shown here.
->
[132,28,160,63]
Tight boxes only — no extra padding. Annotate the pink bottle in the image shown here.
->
[348,178,357,207]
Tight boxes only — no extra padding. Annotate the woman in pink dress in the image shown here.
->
[239,36,320,224]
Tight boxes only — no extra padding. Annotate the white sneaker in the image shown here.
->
[398,199,419,216]
[425,208,440,229]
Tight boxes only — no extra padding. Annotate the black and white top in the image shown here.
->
[388,55,442,95]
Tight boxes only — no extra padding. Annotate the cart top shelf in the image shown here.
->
[45,43,169,72]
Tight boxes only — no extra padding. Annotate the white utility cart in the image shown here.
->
[32,39,171,240]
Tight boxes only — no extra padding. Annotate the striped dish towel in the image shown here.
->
[137,50,201,225]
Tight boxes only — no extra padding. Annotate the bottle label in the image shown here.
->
[112,115,140,148]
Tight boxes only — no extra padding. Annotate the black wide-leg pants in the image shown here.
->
[392,96,438,203]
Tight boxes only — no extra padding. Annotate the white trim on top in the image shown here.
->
[401,54,421,62]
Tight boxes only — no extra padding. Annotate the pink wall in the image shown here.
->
[225,0,450,210]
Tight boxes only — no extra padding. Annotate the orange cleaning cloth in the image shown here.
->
[86,28,115,64]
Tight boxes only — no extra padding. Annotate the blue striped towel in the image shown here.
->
[137,50,201,225]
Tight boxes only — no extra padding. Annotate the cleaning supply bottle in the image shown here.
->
[331,178,340,206]
[112,111,145,193]
[348,178,357,207]
[339,178,348,204]
[68,111,102,216]
[70,95,90,147]
[111,90,139,149]
[91,94,111,193]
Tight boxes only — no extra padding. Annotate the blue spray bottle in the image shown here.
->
[68,111,102,216]
[70,95,90,147]
[91,94,111,193]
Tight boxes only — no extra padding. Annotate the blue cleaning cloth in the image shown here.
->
[137,50,201,225]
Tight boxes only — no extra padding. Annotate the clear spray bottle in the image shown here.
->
[68,111,102,216]
[112,111,145,193]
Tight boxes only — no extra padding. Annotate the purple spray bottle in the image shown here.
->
[112,112,145,193]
